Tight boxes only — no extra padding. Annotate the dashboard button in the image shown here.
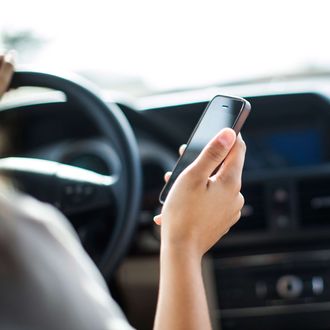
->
[312,276,324,295]
[276,275,303,299]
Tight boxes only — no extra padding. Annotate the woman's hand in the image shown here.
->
[155,128,246,258]
[154,128,246,330]
[0,51,15,98]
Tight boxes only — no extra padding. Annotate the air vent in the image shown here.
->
[298,177,330,227]
[231,183,266,233]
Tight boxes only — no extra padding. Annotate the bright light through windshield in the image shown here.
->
[1,0,330,96]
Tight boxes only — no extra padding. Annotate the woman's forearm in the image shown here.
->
[154,244,212,330]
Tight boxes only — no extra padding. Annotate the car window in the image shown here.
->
[1,0,329,96]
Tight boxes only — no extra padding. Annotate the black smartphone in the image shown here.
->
[159,94,251,204]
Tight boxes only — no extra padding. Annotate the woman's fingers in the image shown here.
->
[153,214,162,225]
[164,171,172,183]
[179,144,186,156]
[0,50,15,97]
[163,144,185,183]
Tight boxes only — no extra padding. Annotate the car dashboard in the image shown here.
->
[2,83,330,329]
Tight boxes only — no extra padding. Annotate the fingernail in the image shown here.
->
[218,129,236,148]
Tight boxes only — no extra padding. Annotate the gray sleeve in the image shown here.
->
[0,188,135,330]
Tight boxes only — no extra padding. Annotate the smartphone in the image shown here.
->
[159,94,251,204]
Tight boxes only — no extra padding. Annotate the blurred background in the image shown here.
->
[2,2,330,330]
[1,0,329,97]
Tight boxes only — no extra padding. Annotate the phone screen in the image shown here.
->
[159,95,246,203]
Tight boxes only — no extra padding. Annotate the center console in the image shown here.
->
[215,250,330,329]
[212,93,330,329]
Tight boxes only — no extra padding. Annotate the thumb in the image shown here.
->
[190,128,236,179]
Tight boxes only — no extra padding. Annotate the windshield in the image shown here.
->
[1,1,329,96]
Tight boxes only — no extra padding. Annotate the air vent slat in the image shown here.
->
[298,178,330,227]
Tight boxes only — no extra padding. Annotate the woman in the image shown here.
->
[0,52,245,330]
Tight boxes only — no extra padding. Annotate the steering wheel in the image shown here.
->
[0,71,142,278]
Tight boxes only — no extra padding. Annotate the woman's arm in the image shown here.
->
[154,129,246,330]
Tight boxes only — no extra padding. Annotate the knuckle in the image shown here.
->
[238,193,245,208]
[236,211,242,222]
[220,170,234,183]
[236,137,246,153]
[230,211,241,227]
[222,173,241,192]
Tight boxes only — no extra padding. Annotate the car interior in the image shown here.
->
[2,1,330,330]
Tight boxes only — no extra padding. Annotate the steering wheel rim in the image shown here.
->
[9,71,142,278]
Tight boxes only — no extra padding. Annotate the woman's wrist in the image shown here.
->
[160,239,203,265]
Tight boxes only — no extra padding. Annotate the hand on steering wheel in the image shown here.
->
[0,71,142,278]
